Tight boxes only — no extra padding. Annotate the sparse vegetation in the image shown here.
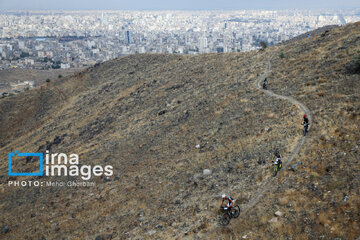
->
[345,50,360,73]
[0,22,359,240]
[260,41,267,50]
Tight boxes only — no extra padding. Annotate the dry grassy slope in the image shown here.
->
[207,22,360,240]
[0,22,359,240]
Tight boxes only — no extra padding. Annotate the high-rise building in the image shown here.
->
[125,31,131,45]
[199,37,208,50]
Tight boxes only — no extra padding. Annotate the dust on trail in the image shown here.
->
[240,54,312,215]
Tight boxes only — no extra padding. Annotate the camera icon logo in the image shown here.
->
[8,150,43,176]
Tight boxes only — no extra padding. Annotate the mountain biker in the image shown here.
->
[273,153,282,170]
[221,194,235,214]
[303,114,310,132]
[263,78,267,89]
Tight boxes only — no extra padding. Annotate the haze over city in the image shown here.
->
[0,0,359,10]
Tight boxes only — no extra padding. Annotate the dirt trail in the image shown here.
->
[239,55,312,215]
[200,55,313,238]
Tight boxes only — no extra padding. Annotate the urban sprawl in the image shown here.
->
[0,9,359,70]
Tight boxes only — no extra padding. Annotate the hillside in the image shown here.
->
[0,22,359,240]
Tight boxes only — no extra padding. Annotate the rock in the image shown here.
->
[343,195,349,202]
[195,144,200,149]
[2,226,10,234]
[203,169,212,175]
[242,235,247,239]
[275,211,283,217]
[148,230,156,236]
[291,112,295,116]
[268,217,278,223]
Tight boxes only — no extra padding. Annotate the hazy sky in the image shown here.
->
[0,0,359,10]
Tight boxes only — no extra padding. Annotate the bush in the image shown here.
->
[279,52,285,59]
[353,51,360,70]
[58,74,62,78]
[260,41,267,50]
[345,51,360,74]
[46,78,50,83]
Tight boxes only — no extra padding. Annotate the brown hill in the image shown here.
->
[0,22,359,239]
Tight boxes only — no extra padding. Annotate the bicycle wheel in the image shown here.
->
[232,205,240,218]
[273,166,278,177]
[220,212,231,226]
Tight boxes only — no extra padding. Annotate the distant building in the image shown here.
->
[199,37,208,50]
[60,63,71,69]
[10,80,34,91]
[125,31,131,45]
[216,47,224,53]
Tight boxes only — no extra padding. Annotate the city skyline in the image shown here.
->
[0,0,359,11]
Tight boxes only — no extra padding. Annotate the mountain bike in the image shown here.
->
[219,205,240,226]
[263,82,267,90]
[273,162,282,177]
[303,123,309,136]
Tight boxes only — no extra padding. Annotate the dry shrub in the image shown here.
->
[317,211,331,225]
[256,175,263,184]
[318,78,327,83]
[260,215,268,224]
[277,221,296,237]
[295,233,308,240]
[279,197,288,206]
[317,91,325,97]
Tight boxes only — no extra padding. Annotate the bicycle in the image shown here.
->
[273,162,282,177]
[303,123,309,136]
[219,205,240,226]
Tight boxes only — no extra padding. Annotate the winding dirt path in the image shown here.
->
[240,55,312,215]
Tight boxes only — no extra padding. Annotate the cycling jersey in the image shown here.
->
[222,196,234,208]
[274,157,281,165]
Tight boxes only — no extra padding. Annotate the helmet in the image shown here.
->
[222,194,226,199]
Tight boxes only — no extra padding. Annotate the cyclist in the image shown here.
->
[303,114,310,133]
[263,78,268,89]
[273,153,282,170]
[221,194,235,214]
